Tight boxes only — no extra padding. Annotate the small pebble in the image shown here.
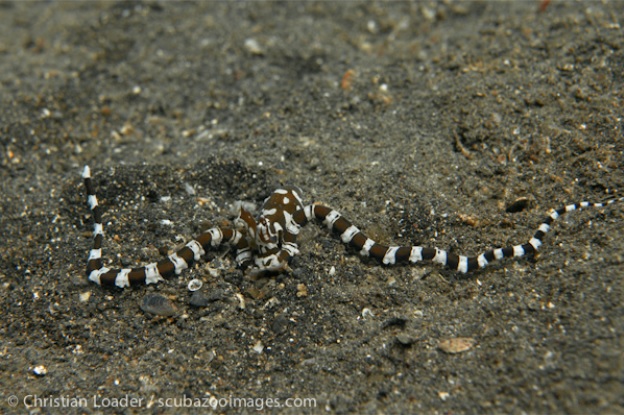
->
[301,357,317,366]
[33,365,48,376]
[438,337,476,354]
[271,315,289,335]
[396,333,418,346]
[206,289,226,302]
[140,294,177,316]
[296,283,308,297]
[189,291,210,307]
[506,197,530,213]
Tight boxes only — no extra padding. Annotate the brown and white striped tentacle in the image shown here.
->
[84,164,622,287]
[82,166,242,288]
[301,199,623,273]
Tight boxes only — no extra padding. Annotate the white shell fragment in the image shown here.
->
[361,308,375,319]
[187,279,203,292]
[252,341,264,354]
[244,38,263,55]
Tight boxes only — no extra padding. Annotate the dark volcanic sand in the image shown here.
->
[1,2,623,414]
